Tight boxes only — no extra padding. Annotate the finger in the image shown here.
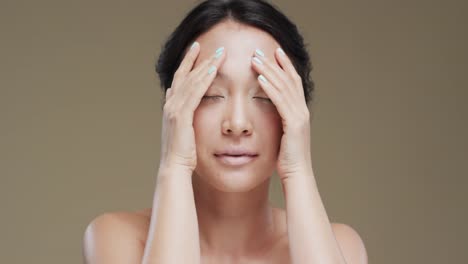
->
[252,49,301,105]
[172,41,201,90]
[275,47,303,88]
[185,47,227,110]
[251,51,290,96]
[166,87,173,100]
[190,46,225,78]
[162,87,172,109]
[172,46,225,105]
[256,74,285,118]
[269,52,306,112]
[171,47,226,112]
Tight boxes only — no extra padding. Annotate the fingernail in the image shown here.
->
[214,47,224,59]
[190,41,199,50]
[208,65,216,75]
[253,57,263,65]
[258,74,267,83]
[215,47,225,54]
[278,48,285,55]
[255,48,265,57]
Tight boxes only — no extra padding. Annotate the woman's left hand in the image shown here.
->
[251,47,313,183]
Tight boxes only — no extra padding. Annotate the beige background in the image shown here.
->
[1,0,467,263]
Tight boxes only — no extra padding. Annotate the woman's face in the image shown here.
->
[192,20,283,192]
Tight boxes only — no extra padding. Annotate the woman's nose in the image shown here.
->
[221,100,253,137]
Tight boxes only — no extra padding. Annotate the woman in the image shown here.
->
[83,0,368,263]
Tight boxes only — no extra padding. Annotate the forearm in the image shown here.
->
[141,166,201,264]
[283,168,347,264]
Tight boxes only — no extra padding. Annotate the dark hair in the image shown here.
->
[155,0,315,107]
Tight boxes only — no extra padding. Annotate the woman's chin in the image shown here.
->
[194,162,272,193]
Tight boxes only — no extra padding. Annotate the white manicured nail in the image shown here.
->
[253,57,263,64]
[255,48,265,57]
[190,41,199,50]
[208,65,216,74]
[278,48,285,55]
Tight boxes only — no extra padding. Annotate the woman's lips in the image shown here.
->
[214,154,258,166]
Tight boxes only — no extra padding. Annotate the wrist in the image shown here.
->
[157,163,194,182]
[280,166,316,187]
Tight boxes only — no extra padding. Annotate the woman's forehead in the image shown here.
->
[194,21,280,66]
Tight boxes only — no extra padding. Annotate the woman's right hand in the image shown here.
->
[159,42,226,175]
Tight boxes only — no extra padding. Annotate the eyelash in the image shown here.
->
[202,96,272,102]
[202,96,223,101]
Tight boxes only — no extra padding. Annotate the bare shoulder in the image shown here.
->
[272,208,368,264]
[331,222,368,264]
[82,208,152,263]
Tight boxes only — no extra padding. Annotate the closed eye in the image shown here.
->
[202,95,223,101]
[202,96,272,103]
[254,97,272,103]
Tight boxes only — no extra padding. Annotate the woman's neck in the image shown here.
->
[192,172,278,258]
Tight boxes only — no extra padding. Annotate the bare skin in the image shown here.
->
[83,20,367,264]
[83,206,365,263]
[106,206,344,264]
